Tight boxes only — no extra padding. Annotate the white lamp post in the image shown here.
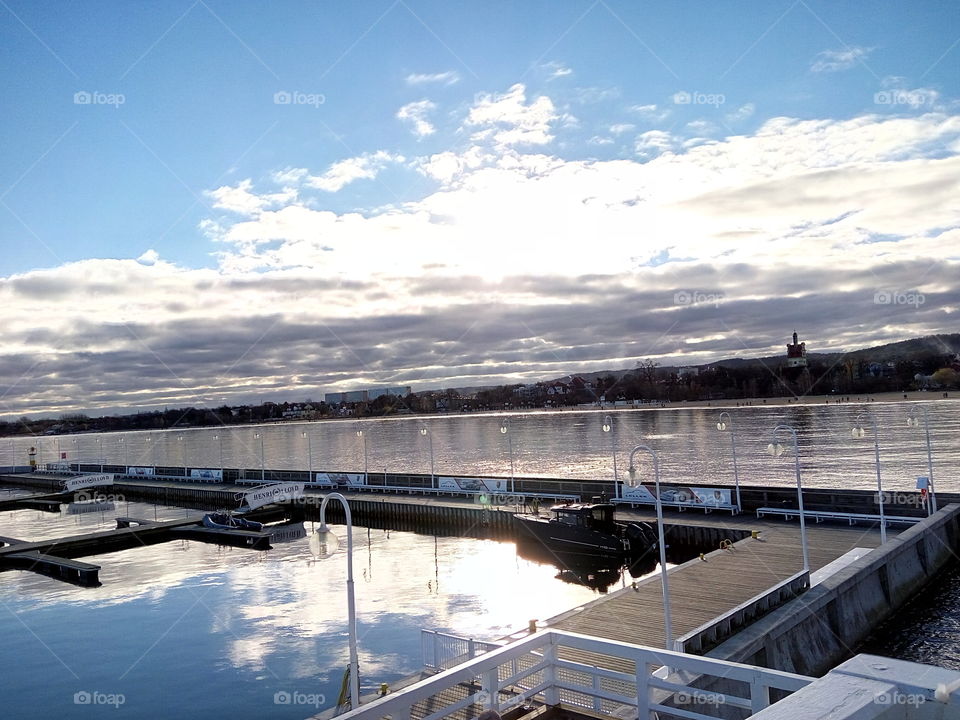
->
[420,426,435,489]
[254,432,265,482]
[767,425,810,572]
[717,411,743,512]
[602,415,619,500]
[213,433,224,478]
[626,444,672,650]
[177,434,185,475]
[96,436,104,472]
[312,493,360,709]
[852,413,886,543]
[355,425,368,484]
[907,407,937,515]
[301,430,313,482]
[500,418,515,494]
[118,436,127,468]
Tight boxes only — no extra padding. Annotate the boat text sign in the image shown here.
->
[314,472,366,487]
[64,474,115,492]
[190,468,223,480]
[243,482,305,510]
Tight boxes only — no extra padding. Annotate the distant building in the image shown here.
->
[786,331,808,368]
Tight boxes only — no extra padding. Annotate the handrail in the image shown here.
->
[337,629,812,720]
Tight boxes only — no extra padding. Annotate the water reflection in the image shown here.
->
[0,492,605,719]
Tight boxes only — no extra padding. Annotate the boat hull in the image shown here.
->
[515,514,625,559]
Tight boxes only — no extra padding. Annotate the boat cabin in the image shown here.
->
[550,503,617,531]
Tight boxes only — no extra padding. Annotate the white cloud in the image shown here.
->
[304,151,403,192]
[609,123,635,135]
[811,46,872,72]
[397,100,437,138]
[629,104,671,123]
[465,84,557,148]
[542,61,573,79]
[725,103,755,124]
[587,136,614,146]
[136,249,160,266]
[405,71,460,86]
[635,130,676,157]
[206,178,297,216]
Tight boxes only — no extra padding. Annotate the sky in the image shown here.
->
[0,0,958,419]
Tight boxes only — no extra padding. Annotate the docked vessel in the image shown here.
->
[514,501,656,560]
[202,512,264,532]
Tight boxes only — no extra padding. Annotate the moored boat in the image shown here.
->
[514,502,656,560]
[202,512,263,532]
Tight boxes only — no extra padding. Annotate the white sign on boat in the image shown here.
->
[63,474,115,491]
[243,482,305,510]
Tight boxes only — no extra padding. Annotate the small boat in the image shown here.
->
[202,512,263,532]
[514,502,656,560]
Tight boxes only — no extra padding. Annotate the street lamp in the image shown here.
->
[254,432,265,482]
[301,430,313,482]
[420,426,435,489]
[626,444,672,650]
[766,425,810,572]
[118,436,127,468]
[96,436,103,471]
[311,493,360,710]
[500,418,515,494]
[177,434,186,476]
[907,407,938,515]
[355,425,368,484]
[213,433,224,478]
[716,411,743,512]
[852,413,886,543]
[602,415,619,500]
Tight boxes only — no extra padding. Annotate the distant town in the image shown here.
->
[2,332,958,437]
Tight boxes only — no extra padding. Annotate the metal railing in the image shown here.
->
[421,630,502,671]
[341,629,812,720]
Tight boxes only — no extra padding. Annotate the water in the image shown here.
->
[6,399,958,493]
[0,496,642,719]
[861,562,960,670]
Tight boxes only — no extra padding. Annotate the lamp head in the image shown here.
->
[851,426,866,439]
[626,464,639,487]
[420,427,427,436]
[766,442,785,457]
[356,429,363,437]
[717,421,726,431]
[309,524,340,558]
[602,422,611,433]
[906,415,919,428]
[500,424,508,434]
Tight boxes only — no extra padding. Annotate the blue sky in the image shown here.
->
[1,1,958,416]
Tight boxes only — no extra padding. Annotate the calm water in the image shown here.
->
[7,399,958,492]
[0,494,636,719]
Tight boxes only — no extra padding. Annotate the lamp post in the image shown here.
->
[254,432,265,482]
[355,425,368,484]
[852,413,886,543]
[420,426,435,489]
[213,433,224,478]
[96,436,103,471]
[907,407,937,515]
[118,436,127,468]
[177,434,186,477]
[767,425,809,572]
[602,415,619,500]
[312,493,360,709]
[626,444,672,650]
[145,435,153,469]
[301,430,313,482]
[500,418,515,494]
[716,412,742,512]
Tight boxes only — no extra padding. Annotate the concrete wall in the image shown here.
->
[708,504,960,677]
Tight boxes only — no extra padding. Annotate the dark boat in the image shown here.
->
[202,512,264,532]
[514,502,656,560]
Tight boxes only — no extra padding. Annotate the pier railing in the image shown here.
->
[343,629,812,720]
[421,630,502,671]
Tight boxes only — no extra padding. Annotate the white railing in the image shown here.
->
[341,629,812,720]
[421,630,502,671]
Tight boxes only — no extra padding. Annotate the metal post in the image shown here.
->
[854,414,886,543]
[718,412,742,512]
[501,419,514,494]
[420,426,435,489]
[628,445,672,650]
[923,408,937,513]
[318,493,360,709]
[356,425,368,484]
[603,415,618,500]
[771,425,809,572]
